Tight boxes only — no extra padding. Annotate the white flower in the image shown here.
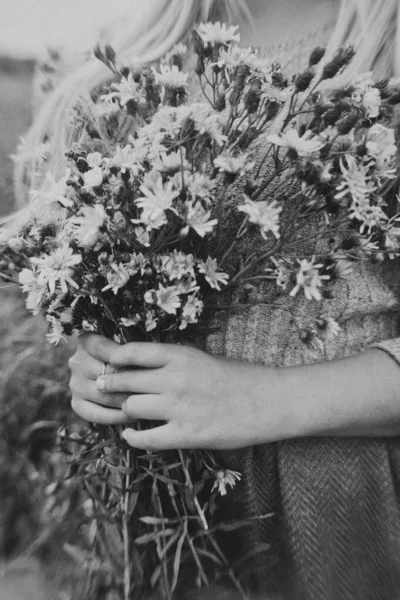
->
[86,152,103,169]
[214,151,253,175]
[268,129,324,157]
[181,202,218,238]
[72,204,107,247]
[83,166,103,188]
[366,124,397,161]
[362,87,381,118]
[135,175,179,223]
[102,263,131,294]
[211,469,241,496]
[162,250,196,280]
[335,155,375,203]
[179,294,204,329]
[187,173,215,201]
[46,315,66,345]
[289,258,330,301]
[266,257,291,290]
[19,268,45,315]
[148,284,181,315]
[145,310,158,332]
[134,226,151,247]
[30,168,73,208]
[120,315,141,327]
[198,257,229,290]
[152,149,189,173]
[31,245,81,295]
[110,145,142,176]
[238,196,282,239]
[111,73,146,107]
[197,22,240,47]
[316,316,341,343]
[153,64,188,89]
[349,199,387,234]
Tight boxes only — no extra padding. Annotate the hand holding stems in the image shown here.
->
[70,334,400,451]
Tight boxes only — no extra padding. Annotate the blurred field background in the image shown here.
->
[0,56,84,599]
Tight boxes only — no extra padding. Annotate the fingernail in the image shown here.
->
[121,429,129,441]
[96,376,105,391]
[121,399,127,413]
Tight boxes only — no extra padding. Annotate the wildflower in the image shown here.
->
[366,124,397,161]
[299,327,325,356]
[83,166,103,188]
[197,22,240,48]
[135,175,179,222]
[31,245,82,294]
[335,155,375,203]
[30,168,73,208]
[110,144,142,176]
[145,310,158,332]
[362,87,381,118]
[268,129,324,158]
[153,64,188,89]
[86,152,103,169]
[238,196,282,239]
[191,104,227,146]
[187,172,216,201]
[110,73,146,107]
[72,204,107,247]
[134,226,151,247]
[148,284,181,315]
[181,202,218,237]
[211,469,242,496]
[19,268,45,314]
[180,294,204,329]
[152,149,189,173]
[316,316,341,343]
[214,151,253,176]
[120,315,141,327]
[46,315,66,345]
[289,258,330,301]
[102,263,131,294]
[349,199,387,234]
[198,257,229,290]
[162,250,196,280]
[333,258,354,280]
[266,257,291,290]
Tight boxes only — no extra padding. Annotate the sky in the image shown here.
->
[0,0,136,58]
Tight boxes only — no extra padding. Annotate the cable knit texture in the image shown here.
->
[187,26,400,600]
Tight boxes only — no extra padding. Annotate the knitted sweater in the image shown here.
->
[193,26,400,600]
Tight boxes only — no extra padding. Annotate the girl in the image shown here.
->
[18,1,400,598]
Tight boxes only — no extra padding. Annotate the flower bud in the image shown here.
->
[336,111,359,135]
[321,47,355,80]
[308,46,326,67]
[294,70,315,92]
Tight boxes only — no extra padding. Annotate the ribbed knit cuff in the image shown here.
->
[369,337,400,368]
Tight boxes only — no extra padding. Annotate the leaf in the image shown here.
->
[150,565,162,588]
[140,516,174,525]
[135,528,175,546]
[172,522,188,592]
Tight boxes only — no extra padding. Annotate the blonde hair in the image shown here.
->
[12,0,400,209]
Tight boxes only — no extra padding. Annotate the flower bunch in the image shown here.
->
[3,20,400,599]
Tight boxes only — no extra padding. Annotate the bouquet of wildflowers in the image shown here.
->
[3,20,400,599]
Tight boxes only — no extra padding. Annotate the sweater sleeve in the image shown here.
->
[369,338,400,368]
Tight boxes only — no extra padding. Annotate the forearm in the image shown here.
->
[273,348,400,439]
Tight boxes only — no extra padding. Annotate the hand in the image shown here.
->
[69,334,132,425]
[76,337,287,452]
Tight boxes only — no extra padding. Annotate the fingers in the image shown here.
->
[122,424,181,451]
[79,334,120,364]
[70,376,128,408]
[110,342,176,369]
[96,369,162,394]
[68,352,108,380]
[71,397,131,425]
[122,394,167,421]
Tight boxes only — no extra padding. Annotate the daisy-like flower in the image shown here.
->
[135,175,179,222]
[197,22,240,47]
[335,155,375,203]
[19,268,45,315]
[30,168,73,208]
[268,129,324,158]
[198,257,229,290]
[83,166,103,189]
[187,173,216,201]
[362,87,381,119]
[211,469,242,496]
[86,152,103,169]
[289,258,330,301]
[31,245,81,295]
[146,284,181,315]
[238,196,282,239]
[110,144,142,176]
[179,294,204,330]
[120,315,141,328]
[152,149,189,173]
[349,200,387,234]
[316,316,341,343]
[102,263,131,294]
[162,250,196,280]
[145,310,158,332]
[214,151,253,176]
[191,104,227,146]
[134,226,151,247]
[46,315,66,346]
[366,124,397,161]
[153,64,188,89]
[266,257,292,290]
[181,202,218,237]
[72,204,107,248]
[110,72,146,107]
